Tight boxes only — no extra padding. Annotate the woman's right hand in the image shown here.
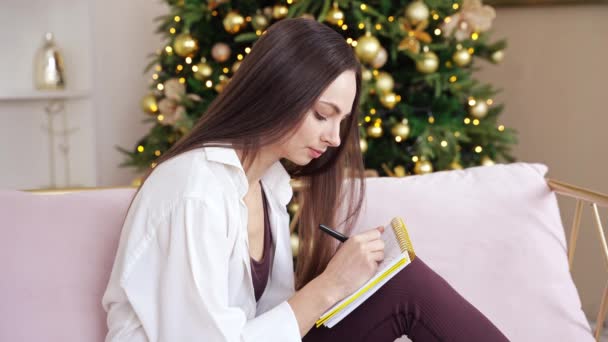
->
[320,226,385,302]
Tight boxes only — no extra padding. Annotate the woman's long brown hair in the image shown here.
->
[130,17,366,290]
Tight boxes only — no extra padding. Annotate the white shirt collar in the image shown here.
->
[204,146,293,206]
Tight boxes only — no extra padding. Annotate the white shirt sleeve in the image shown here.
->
[118,197,301,342]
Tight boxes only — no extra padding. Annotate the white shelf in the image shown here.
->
[0,89,90,101]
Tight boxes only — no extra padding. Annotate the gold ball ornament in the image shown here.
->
[414,159,433,175]
[173,33,199,57]
[394,165,407,177]
[223,11,246,34]
[141,93,158,114]
[367,125,383,138]
[360,138,368,153]
[325,4,345,26]
[288,201,300,214]
[193,62,213,81]
[481,156,495,166]
[405,0,430,25]
[375,72,394,94]
[362,68,373,82]
[391,122,410,139]
[251,13,269,31]
[290,233,299,257]
[450,161,463,170]
[379,92,399,109]
[371,47,388,69]
[355,32,381,64]
[491,50,505,64]
[232,61,241,73]
[469,100,489,119]
[416,51,439,74]
[272,5,289,19]
[453,49,472,67]
[211,43,231,63]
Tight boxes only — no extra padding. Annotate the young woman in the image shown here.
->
[102,18,509,341]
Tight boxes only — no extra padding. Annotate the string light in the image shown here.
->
[151,162,157,168]
[169,28,176,34]
[428,116,435,124]
[444,16,452,23]
[498,125,505,131]
[412,156,419,162]
[453,3,460,9]
[157,83,164,90]
[471,32,479,40]
[223,67,229,73]
[137,145,144,153]
[464,118,471,124]
[351,40,358,47]
[449,75,457,82]
[375,24,382,30]
[358,23,365,29]
[154,150,161,156]
[487,99,494,105]
[155,65,162,72]
[468,98,477,106]
[346,38,353,44]
[157,114,164,121]
[237,54,244,60]
[360,4,367,10]
[454,131,461,137]
[192,65,199,72]
[152,73,159,80]
[441,140,448,147]
[245,47,251,53]
[370,108,376,115]
[395,136,402,142]
[185,57,192,64]
[165,46,173,54]
[176,64,183,71]
[364,116,371,122]
[205,80,213,87]
[342,24,348,30]
[473,119,480,125]
[427,136,434,142]
[432,13,440,20]
[179,77,185,83]
[475,146,483,153]
[434,28,441,36]
[388,16,394,22]
[174,16,181,22]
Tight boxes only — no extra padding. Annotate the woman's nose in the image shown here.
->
[323,122,341,147]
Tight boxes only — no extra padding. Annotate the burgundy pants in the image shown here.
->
[303,257,510,342]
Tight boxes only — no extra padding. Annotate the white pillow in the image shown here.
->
[353,163,594,341]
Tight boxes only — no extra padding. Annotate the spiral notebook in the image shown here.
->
[315,217,416,328]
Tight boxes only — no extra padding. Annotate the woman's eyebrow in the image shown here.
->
[319,100,351,117]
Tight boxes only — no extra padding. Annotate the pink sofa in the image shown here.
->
[0,162,599,341]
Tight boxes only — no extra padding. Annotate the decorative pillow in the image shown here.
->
[353,163,594,341]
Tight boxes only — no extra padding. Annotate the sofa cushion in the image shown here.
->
[353,163,594,341]
[0,188,136,342]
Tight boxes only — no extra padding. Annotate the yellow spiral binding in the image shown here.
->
[390,217,416,261]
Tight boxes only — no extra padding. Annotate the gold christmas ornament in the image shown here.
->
[375,71,394,94]
[394,165,407,177]
[215,75,231,93]
[232,61,241,73]
[491,50,505,63]
[405,1,430,25]
[398,36,421,54]
[288,202,300,214]
[360,138,368,153]
[272,5,289,19]
[251,13,269,31]
[452,49,472,67]
[371,47,388,69]
[379,92,399,109]
[450,161,463,170]
[290,233,299,257]
[367,125,383,138]
[326,3,345,25]
[355,32,381,64]
[362,68,373,81]
[223,11,246,34]
[211,42,231,62]
[414,159,433,175]
[481,155,495,166]
[193,62,213,81]
[173,33,199,57]
[391,122,410,139]
[469,100,489,118]
[416,51,439,73]
[141,93,158,114]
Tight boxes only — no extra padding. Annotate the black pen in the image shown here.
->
[319,224,348,243]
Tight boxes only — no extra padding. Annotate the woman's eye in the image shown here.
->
[313,110,327,121]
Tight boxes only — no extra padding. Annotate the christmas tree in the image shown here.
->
[118,0,517,180]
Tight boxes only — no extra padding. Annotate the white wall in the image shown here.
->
[91,0,166,186]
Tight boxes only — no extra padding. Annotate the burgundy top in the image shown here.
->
[250,185,273,302]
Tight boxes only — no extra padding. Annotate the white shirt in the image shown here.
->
[102,146,302,341]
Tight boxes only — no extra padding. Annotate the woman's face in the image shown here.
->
[276,70,357,166]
